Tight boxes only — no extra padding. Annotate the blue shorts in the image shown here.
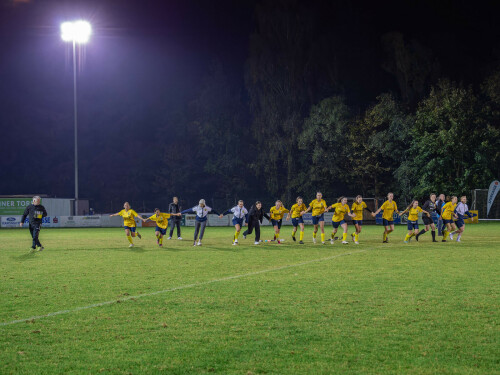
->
[455,218,465,228]
[312,214,324,225]
[291,217,304,227]
[332,220,346,229]
[443,219,454,225]
[382,219,394,226]
[155,226,167,235]
[352,220,363,226]
[407,221,419,230]
[271,219,282,229]
[124,226,136,232]
[232,217,244,227]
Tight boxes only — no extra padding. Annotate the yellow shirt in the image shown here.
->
[309,199,327,216]
[290,203,307,218]
[408,206,422,221]
[441,202,457,220]
[331,203,350,222]
[118,209,139,227]
[147,212,172,229]
[351,201,367,221]
[380,200,398,221]
[270,206,289,220]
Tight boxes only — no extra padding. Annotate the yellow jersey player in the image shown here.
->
[350,195,372,244]
[440,196,458,242]
[302,192,328,244]
[327,197,355,244]
[372,192,401,243]
[400,200,430,243]
[269,200,289,244]
[286,196,307,244]
[145,208,181,247]
[110,202,146,247]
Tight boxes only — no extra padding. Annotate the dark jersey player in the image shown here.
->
[20,196,48,252]
[416,193,438,242]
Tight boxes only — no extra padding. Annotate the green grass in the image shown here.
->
[0,223,499,374]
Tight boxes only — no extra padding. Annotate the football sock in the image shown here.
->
[342,233,347,241]
[457,234,462,240]
[292,231,296,238]
[431,230,436,241]
[355,233,359,242]
[331,233,335,240]
[127,235,133,244]
[443,230,448,240]
[321,233,325,242]
[405,234,411,241]
[383,232,387,241]
[418,229,426,237]
[409,232,415,238]
[276,233,280,241]
[313,232,317,238]
[159,237,163,245]
[351,232,356,238]
[234,231,240,240]
[299,231,304,241]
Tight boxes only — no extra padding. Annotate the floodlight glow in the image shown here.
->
[61,20,91,44]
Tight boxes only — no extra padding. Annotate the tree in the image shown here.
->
[398,80,500,197]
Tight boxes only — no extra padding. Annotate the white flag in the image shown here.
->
[487,180,500,217]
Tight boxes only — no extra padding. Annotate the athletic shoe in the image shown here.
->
[404,240,409,243]
[196,241,202,246]
[299,240,304,244]
[159,244,163,247]
[342,241,348,245]
[129,244,134,248]
[30,247,36,253]
[292,235,296,242]
[177,237,182,240]
[234,239,238,244]
[382,240,388,243]
[432,240,438,242]
[232,242,237,246]
[334,236,339,241]
[313,238,317,244]
[321,241,325,245]
[330,239,334,245]
[137,232,142,239]
[243,234,247,239]
[355,241,359,245]
[351,234,355,242]
[38,246,44,251]
[277,240,281,244]
[193,242,196,246]
[167,237,172,240]
[442,239,447,242]
[254,241,260,245]
[456,239,461,242]
[449,233,454,240]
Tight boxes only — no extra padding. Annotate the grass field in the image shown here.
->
[0,223,498,374]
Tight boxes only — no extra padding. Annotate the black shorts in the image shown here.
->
[422,216,434,225]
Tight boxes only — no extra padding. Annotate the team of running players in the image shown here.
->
[20,192,473,250]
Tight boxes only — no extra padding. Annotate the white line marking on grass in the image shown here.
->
[1,249,367,327]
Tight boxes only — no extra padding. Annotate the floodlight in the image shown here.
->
[61,20,91,44]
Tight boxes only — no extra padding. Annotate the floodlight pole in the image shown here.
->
[73,40,79,215]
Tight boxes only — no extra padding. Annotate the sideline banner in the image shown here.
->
[0,198,34,215]
[59,216,101,227]
[464,210,479,224]
[1,215,60,228]
[487,180,500,216]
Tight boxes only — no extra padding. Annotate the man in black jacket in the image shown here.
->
[19,196,48,251]
[168,196,182,240]
[243,201,271,244]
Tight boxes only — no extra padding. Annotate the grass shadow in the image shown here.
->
[12,251,38,262]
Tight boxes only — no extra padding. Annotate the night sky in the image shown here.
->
[1,0,499,211]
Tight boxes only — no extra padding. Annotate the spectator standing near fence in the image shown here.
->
[168,196,182,240]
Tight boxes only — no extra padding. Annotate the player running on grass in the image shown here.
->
[144,208,181,247]
[372,192,401,243]
[269,200,289,244]
[301,192,328,244]
[450,196,473,242]
[110,202,146,247]
[286,196,307,244]
[242,201,271,245]
[350,195,372,244]
[327,197,356,244]
[19,196,47,252]
[400,200,430,243]
[219,200,248,245]
[181,199,220,246]
[440,196,458,242]
[415,193,438,242]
